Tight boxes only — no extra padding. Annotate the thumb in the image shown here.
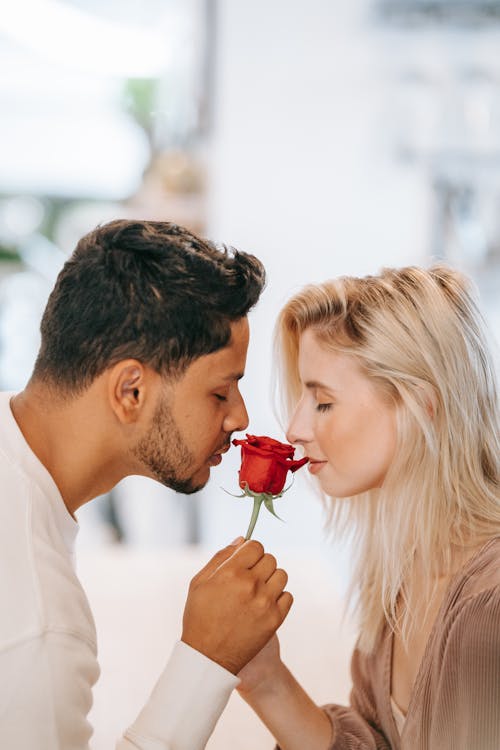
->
[194,537,245,582]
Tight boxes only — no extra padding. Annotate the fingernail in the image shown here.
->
[230,536,244,545]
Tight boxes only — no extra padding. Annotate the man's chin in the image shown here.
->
[158,466,210,495]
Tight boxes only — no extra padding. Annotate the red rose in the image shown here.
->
[232,434,309,496]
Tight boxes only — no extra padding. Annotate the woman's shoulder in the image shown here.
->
[444,536,500,635]
[457,536,500,600]
[429,540,500,750]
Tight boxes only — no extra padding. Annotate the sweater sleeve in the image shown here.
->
[0,634,237,750]
[117,640,240,750]
[431,586,500,750]
[320,647,391,750]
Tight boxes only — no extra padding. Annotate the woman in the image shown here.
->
[237,265,500,749]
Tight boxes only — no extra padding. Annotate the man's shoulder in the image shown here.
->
[0,415,33,518]
[0,409,96,653]
[0,488,97,654]
[0,390,26,470]
[0,389,16,420]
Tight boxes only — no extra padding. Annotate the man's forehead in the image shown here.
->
[177,317,249,381]
[182,342,247,382]
[201,349,246,380]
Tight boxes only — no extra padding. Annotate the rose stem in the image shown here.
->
[245,495,264,540]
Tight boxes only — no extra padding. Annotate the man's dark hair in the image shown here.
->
[32,220,266,393]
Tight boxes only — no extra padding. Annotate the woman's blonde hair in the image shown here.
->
[275,264,500,652]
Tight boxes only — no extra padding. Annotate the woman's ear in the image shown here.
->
[418,381,438,419]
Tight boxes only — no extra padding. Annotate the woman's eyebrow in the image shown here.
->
[305,380,338,396]
[305,380,329,390]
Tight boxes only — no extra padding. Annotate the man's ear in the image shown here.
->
[108,360,148,424]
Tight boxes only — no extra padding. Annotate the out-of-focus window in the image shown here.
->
[0,0,214,547]
[372,0,500,348]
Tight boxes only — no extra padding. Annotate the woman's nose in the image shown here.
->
[286,399,311,445]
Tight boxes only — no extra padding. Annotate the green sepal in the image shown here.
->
[263,494,283,521]
[220,487,246,499]
[223,479,295,540]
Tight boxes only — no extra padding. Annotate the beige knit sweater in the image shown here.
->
[324,536,500,750]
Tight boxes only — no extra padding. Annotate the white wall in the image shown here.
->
[200,0,430,555]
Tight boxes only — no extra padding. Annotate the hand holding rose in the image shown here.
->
[182,436,306,676]
[181,539,293,675]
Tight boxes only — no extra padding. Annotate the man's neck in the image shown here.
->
[10,383,125,516]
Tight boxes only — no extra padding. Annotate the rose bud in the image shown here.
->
[231,434,309,539]
[233,434,309,495]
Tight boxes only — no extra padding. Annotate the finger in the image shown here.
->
[266,568,289,597]
[276,591,294,621]
[225,539,265,570]
[250,553,277,583]
[193,539,245,582]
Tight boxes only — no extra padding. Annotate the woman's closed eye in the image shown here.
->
[316,403,332,413]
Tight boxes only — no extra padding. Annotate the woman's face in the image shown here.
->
[286,328,397,497]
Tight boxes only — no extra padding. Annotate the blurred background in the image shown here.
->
[1,1,500,747]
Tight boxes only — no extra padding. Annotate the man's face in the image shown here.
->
[132,318,250,494]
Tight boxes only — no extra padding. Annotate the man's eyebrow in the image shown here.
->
[222,372,245,382]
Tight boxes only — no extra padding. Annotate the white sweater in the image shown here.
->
[0,392,239,749]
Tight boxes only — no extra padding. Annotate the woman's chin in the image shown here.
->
[317,476,375,498]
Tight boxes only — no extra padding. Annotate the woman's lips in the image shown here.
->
[308,459,327,475]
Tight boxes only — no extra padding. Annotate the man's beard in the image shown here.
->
[132,397,205,495]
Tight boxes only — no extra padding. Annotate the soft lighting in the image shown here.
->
[0,0,173,77]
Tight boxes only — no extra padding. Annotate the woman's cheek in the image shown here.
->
[316,418,335,456]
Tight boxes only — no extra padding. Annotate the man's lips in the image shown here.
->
[213,443,230,456]
[208,443,231,466]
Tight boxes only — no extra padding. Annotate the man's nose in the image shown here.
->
[224,392,249,433]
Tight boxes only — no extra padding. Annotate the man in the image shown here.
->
[0,220,293,749]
